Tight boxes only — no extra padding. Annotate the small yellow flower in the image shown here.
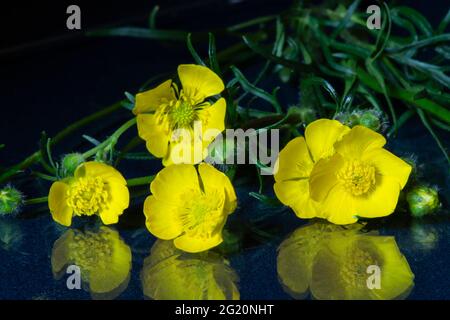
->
[277,221,414,300]
[51,227,132,299]
[48,161,130,226]
[133,64,226,166]
[273,119,350,219]
[144,163,237,253]
[309,125,412,224]
[141,240,239,300]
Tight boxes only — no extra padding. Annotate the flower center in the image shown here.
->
[66,177,109,216]
[68,230,113,276]
[169,99,196,129]
[179,189,224,239]
[337,160,376,196]
[340,244,378,289]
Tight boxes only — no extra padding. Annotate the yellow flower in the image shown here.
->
[141,240,239,300]
[273,119,350,219]
[133,64,226,166]
[48,161,130,226]
[51,227,132,299]
[277,221,414,300]
[309,125,412,224]
[144,163,237,253]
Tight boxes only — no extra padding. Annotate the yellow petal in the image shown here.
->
[174,232,223,253]
[88,228,132,296]
[319,184,359,225]
[309,154,345,202]
[353,175,401,218]
[133,79,174,115]
[274,180,321,219]
[274,137,314,182]
[305,119,350,162]
[150,164,200,203]
[51,229,74,274]
[334,125,386,159]
[198,98,226,140]
[136,114,169,158]
[144,195,183,240]
[178,64,224,103]
[48,180,73,226]
[99,182,130,225]
[75,161,127,185]
[198,163,237,214]
[363,148,411,189]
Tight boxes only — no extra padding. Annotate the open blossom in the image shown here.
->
[133,64,226,166]
[144,163,236,253]
[273,119,350,220]
[309,125,411,224]
[48,161,129,226]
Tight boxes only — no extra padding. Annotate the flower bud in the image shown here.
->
[359,110,382,131]
[61,153,85,176]
[0,186,24,216]
[288,106,316,125]
[406,185,440,218]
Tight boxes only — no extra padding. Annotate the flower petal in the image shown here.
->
[75,161,127,185]
[198,98,226,141]
[309,154,345,202]
[274,137,314,182]
[48,180,73,226]
[198,163,237,214]
[137,114,169,158]
[305,119,350,162]
[274,179,321,219]
[353,175,401,218]
[320,184,359,225]
[150,164,200,203]
[99,182,130,225]
[174,232,223,253]
[144,195,184,240]
[363,148,411,189]
[133,79,174,115]
[334,125,386,159]
[178,64,224,103]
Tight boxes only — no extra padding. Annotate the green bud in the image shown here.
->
[288,106,316,125]
[61,153,85,176]
[0,186,24,216]
[359,110,382,131]
[406,185,440,218]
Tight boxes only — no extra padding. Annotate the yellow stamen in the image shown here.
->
[178,189,224,239]
[337,160,376,196]
[66,177,109,216]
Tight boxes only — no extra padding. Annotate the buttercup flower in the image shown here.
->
[277,221,414,300]
[48,161,130,226]
[52,227,132,299]
[273,119,350,220]
[141,240,239,300]
[309,125,412,224]
[133,64,226,166]
[144,163,237,253]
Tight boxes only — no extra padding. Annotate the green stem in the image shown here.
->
[82,118,136,159]
[127,175,155,187]
[0,101,124,184]
[24,196,48,205]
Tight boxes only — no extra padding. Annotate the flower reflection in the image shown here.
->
[51,226,132,300]
[141,240,239,300]
[277,221,414,300]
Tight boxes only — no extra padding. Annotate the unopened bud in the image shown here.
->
[0,186,24,216]
[406,185,440,218]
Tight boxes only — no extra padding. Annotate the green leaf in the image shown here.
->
[370,2,392,61]
[82,135,101,146]
[148,5,159,29]
[208,33,221,75]
[249,192,282,207]
[438,9,450,34]
[331,0,361,39]
[187,33,206,66]
[303,77,340,111]
[393,6,433,37]
[231,66,282,113]
[87,27,188,41]
[387,34,450,54]
[417,109,450,164]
